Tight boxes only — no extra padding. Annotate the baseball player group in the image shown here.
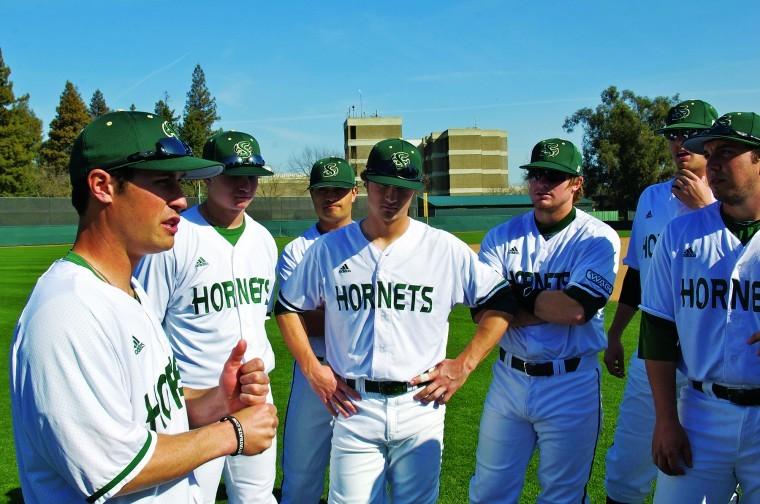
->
[9,96,760,503]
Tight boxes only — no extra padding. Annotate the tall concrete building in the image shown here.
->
[420,128,508,195]
[344,116,402,176]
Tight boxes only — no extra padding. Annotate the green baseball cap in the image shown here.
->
[683,112,760,154]
[69,111,223,184]
[202,130,273,176]
[520,138,583,176]
[309,157,356,189]
[365,138,424,190]
[655,99,719,134]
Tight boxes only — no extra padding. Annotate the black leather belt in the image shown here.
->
[500,348,581,377]
[691,381,760,407]
[345,378,419,396]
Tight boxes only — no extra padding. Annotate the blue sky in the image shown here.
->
[4,1,760,185]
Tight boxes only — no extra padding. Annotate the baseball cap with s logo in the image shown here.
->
[364,138,424,190]
[309,157,357,189]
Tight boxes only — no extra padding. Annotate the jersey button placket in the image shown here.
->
[374,258,388,378]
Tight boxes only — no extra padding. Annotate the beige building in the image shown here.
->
[344,116,403,176]
[420,128,508,195]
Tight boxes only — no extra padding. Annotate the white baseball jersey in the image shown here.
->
[627,180,692,282]
[10,259,201,504]
[278,219,509,381]
[135,205,277,389]
[479,208,620,359]
[641,202,760,385]
[276,223,326,357]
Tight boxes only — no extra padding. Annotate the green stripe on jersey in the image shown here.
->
[87,432,154,502]
[535,207,576,240]
[214,219,246,246]
[63,251,106,282]
[721,208,760,245]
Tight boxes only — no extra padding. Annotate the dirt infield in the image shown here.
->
[469,237,629,302]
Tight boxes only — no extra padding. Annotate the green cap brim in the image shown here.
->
[223,165,274,176]
[122,156,223,180]
[365,174,423,190]
[682,134,760,154]
[309,180,356,189]
[655,124,712,134]
[519,160,579,175]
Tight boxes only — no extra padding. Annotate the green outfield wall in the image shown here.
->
[0,197,628,246]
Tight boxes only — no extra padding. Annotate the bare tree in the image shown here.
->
[286,145,343,176]
[256,173,286,198]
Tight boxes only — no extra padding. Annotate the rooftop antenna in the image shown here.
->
[359,89,363,117]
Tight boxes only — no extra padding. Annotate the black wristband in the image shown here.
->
[221,415,244,456]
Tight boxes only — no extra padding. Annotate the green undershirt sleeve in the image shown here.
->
[618,267,641,308]
[638,312,680,361]
[564,286,606,322]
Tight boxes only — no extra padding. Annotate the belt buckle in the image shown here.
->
[378,381,402,396]
[523,361,543,376]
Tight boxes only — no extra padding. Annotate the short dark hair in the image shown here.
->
[71,168,136,216]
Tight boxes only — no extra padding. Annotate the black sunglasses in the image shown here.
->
[370,160,421,181]
[706,123,760,144]
[664,129,702,141]
[107,137,193,171]
[222,154,266,168]
[526,168,571,183]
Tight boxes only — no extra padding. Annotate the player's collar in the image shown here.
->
[534,207,577,240]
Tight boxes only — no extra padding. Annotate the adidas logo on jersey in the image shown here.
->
[132,336,145,355]
[195,257,209,268]
[683,247,696,257]
[338,264,351,274]
[645,210,653,218]
[508,246,519,254]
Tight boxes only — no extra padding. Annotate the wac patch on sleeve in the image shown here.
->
[585,269,613,295]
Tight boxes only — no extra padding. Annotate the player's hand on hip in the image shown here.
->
[747,331,760,355]
[330,377,361,418]
[220,340,270,410]
[235,403,279,456]
[652,417,692,476]
[672,169,713,209]
[603,338,625,378]
[306,363,359,417]
[411,359,468,405]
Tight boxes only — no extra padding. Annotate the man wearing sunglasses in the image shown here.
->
[10,112,278,503]
[639,112,760,503]
[276,138,516,503]
[135,130,279,503]
[604,99,718,504]
[470,138,620,503]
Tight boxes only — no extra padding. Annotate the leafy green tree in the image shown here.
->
[39,81,90,175]
[154,91,180,124]
[0,49,43,195]
[180,64,219,155]
[129,103,137,111]
[563,86,677,216]
[88,89,109,118]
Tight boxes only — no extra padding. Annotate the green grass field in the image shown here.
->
[0,239,645,503]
